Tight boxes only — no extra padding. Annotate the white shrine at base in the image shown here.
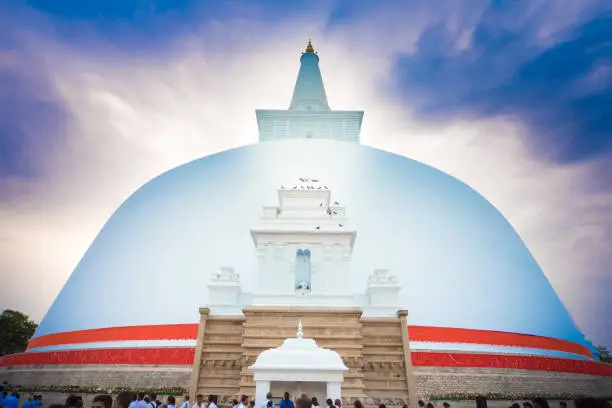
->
[249,321,348,406]
[206,177,402,318]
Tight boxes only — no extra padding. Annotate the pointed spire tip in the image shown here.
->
[305,39,315,53]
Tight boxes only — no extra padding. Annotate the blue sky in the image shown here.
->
[0,1,611,348]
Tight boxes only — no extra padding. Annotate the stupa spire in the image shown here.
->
[305,39,315,53]
[289,40,330,111]
[255,40,363,143]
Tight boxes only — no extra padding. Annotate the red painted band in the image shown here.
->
[26,324,199,350]
[0,348,195,366]
[411,351,612,377]
[26,324,593,359]
[409,326,593,359]
[1,349,610,377]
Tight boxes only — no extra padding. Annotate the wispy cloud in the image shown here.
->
[0,1,610,346]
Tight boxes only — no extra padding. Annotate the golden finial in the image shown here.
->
[305,39,314,53]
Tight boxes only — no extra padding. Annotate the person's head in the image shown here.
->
[137,394,145,402]
[353,401,363,408]
[379,404,386,408]
[93,395,113,408]
[196,396,203,404]
[533,399,550,408]
[249,402,255,408]
[574,399,612,408]
[443,404,450,408]
[167,397,176,406]
[114,392,137,408]
[325,400,333,407]
[560,404,567,408]
[232,400,238,406]
[524,403,534,408]
[266,393,273,400]
[296,397,311,408]
[426,404,434,408]
[208,396,216,404]
[334,400,341,408]
[512,404,521,408]
[66,395,84,408]
[240,395,247,404]
[312,398,318,406]
[284,393,290,402]
[418,402,425,408]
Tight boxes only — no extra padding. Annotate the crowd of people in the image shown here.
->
[0,388,610,408]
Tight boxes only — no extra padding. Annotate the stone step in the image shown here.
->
[362,350,405,356]
[204,339,243,345]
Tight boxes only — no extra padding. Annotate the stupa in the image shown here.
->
[1,41,611,402]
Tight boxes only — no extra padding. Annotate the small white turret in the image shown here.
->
[207,267,243,315]
[362,269,401,317]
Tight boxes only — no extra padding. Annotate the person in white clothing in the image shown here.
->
[128,397,139,408]
[179,396,191,408]
[150,394,159,408]
[238,395,249,408]
[193,395,205,408]
[262,393,274,408]
[137,394,148,408]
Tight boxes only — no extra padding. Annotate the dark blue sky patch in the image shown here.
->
[394,3,612,165]
[0,58,69,180]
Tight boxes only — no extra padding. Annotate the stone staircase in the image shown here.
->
[195,316,245,397]
[192,307,410,403]
[361,318,410,400]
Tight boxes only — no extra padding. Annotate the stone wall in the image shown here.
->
[415,367,612,398]
[3,365,612,399]
[0,365,191,388]
[0,365,612,398]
